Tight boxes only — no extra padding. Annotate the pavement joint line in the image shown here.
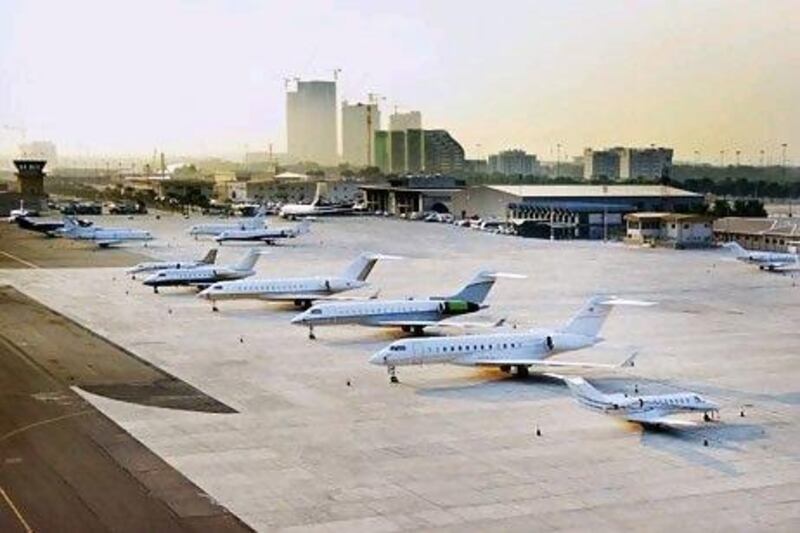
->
[0,251,40,269]
[0,485,34,533]
[0,410,94,444]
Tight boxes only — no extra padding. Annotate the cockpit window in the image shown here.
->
[389,345,407,352]
[212,284,223,290]
[311,309,322,315]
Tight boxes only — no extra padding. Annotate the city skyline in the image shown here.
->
[1,0,798,164]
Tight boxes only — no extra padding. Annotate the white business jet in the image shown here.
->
[214,219,310,244]
[369,296,652,382]
[197,252,393,311]
[57,216,153,247]
[565,377,719,428]
[127,249,218,278]
[721,241,799,271]
[187,206,268,237]
[143,248,262,293]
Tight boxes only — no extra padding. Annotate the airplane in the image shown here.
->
[15,215,69,234]
[214,219,311,244]
[142,248,262,293]
[721,241,799,271]
[368,296,652,382]
[126,249,218,278]
[291,271,524,339]
[56,216,153,247]
[187,206,268,237]
[564,377,719,428]
[279,201,354,219]
[7,200,38,222]
[196,252,392,311]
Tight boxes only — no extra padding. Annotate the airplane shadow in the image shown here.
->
[415,372,565,403]
[638,421,767,476]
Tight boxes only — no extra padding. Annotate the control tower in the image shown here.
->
[13,159,47,197]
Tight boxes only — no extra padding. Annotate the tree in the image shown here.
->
[710,199,732,218]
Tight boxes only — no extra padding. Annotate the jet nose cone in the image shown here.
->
[197,288,210,299]
[369,350,388,366]
[290,313,306,325]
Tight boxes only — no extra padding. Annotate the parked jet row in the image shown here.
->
[188,206,268,237]
[565,377,719,428]
[197,252,395,311]
[291,271,525,339]
[57,216,153,247]
[722,241,799,271]
[368,296,649,382]
[215,219,311,244]
[127,249,218,277]
[143,248,262,292]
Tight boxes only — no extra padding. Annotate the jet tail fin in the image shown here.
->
[722,241,747,258]
[233,248,263,271]
[561,296,614,338]
[342,252,381,281]
[564,377,608,404]
[445,271,495,304]
[201,248,218,264]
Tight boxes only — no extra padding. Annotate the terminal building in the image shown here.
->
[360,175,466,215]
[451,184,703,240]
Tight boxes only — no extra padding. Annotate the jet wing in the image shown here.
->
[470,352,638,370]
[624,410,698,428]
[374,320,442,328]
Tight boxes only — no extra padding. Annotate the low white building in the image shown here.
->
[625,212,714,248]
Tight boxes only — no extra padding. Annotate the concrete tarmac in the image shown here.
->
[2,214,800,531]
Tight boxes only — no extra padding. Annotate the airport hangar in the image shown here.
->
[451,184,705,239]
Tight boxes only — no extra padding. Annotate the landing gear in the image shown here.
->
[412,326,425,336]
[703,412,711,422]
[212,302,219,312]
[401,326,411,333]
[388,365,399,384]
[499,365,511,374]
[153,286,159,294]
[515,365,529,378]
[308,325,316,340]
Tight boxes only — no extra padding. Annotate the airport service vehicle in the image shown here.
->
[56,216,153,247]
[291,271,523,339]
[127,249,217,277]
[565,377,719,428]
[188,206,268,237]
[143,248,262,293]
[722,241,799,271]
[368,296,651,382]
[214,219,310,244]
[197,252,393,311]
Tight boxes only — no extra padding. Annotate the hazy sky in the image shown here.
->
[1,0,798,162]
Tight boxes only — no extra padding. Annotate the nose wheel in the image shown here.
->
[212,302,219,312]
[388,365,399,384]
[308,325,316,340]
[153,286,159,294]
